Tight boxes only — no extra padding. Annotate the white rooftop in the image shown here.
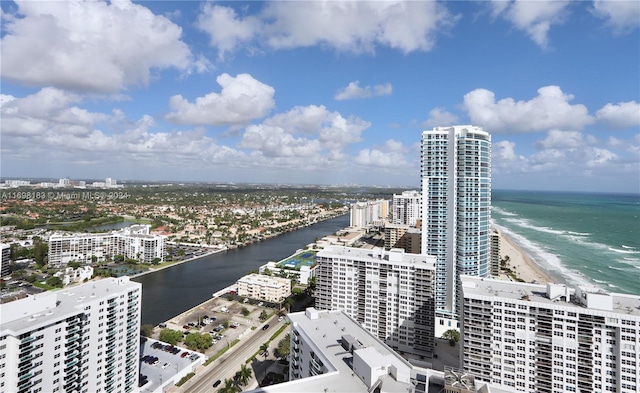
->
[461,275,640,317]
[0,277,140,334]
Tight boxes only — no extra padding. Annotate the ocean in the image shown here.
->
[491,190,640,296]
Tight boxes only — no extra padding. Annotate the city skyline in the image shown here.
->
[1,1,639,193]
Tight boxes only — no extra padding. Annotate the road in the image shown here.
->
[177,315,287,393]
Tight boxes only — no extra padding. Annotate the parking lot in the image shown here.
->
[138,338,203,392]
[160,292,281,357]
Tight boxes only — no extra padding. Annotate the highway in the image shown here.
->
[177,315,287,393]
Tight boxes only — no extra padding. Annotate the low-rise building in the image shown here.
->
[236,273,291,303]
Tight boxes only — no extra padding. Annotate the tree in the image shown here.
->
[259,342,269,359]
[237,364,252,386]
[441,329,460,346]
[241,307,250,317]
[259,310,268,321]
[67,261,81,269]
[184,332,212,350]
[284,297,295,313]
[159,328,183,345]
[218,378,238,393]
[46,276,63,288]
[275,334,290,359]
[140,324,154,337]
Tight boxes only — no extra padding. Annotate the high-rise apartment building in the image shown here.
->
[349,200,389,228]
[0,277,142,393]
[392,190,421,226]
[48,224,165,267]
[460,276,640,393]
[315,246,436,356]
[490,229,501,277]
[1,243,10,277]
[421,125,491,332]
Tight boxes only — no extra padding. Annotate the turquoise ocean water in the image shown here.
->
[491,190,640,296]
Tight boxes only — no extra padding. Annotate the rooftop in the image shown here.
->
[0,277,140,334]
[317,245,435,267]
[461,276,640,317]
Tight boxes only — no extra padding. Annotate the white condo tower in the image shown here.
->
[420,125,491,333]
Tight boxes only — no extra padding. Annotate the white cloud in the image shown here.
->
[165,73,276,126]
[197,1,458,56]
[488,0,571,48]
[196,4,261,60]
[422,107,460,128]
[261,105,370,151]
[238,125,323,157]
[535,130,588,149]
[592,0,640,33]
[463,85,593,134]
[1,0,193,93]
[353,139,412,169]
[1,88,107,137]
[335,81,392,100]
[595,101,640,129]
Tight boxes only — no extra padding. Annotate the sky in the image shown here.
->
[1,1,639,193]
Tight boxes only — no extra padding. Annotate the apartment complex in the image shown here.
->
[48,224,165,267]
[248,308,509,393]
[1,243,10,277]
[349,200,389,228]
[490,229,501,277]
[460,276,640,393]
[0,277,142,393]
[236,273,291,303]
[315,246,436,356]
[421,125,491,331]
[392,190,421,226]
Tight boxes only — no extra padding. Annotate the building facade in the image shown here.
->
[392,190,422,226]
[1,243,10,278]
[421,125,491,331]
[460,276,640,393]
[48,224,165,267]
[0,277,142,393]
[236,273,291,303]
[349,200,389,229]
[490,229,501,277]
[315,246,436,356]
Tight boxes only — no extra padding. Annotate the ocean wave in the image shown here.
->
[503,217,567,235]
[621,245,635,250]
[608,265,626,271]
[491,206,517,217]
[609,247,640,254]
[492,223,597,289]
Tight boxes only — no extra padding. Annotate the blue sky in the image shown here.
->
[1,1,639,192]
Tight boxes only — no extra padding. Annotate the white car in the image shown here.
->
[278,316,284,322]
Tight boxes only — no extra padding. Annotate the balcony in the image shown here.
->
[20,336,35,344]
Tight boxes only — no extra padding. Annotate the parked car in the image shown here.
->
[181,351,189,358]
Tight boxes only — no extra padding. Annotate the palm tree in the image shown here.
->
[260,342,269,358]
[238,364,252,386]
[218,378,237,393]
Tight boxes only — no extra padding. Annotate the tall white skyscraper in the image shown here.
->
[0,277,142,393]
[421,125,491,332]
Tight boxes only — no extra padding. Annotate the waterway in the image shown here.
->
[133,214,350,325]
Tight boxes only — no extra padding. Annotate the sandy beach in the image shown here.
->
[496,229,555,285]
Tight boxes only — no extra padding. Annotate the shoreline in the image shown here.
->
[129,212,348,279]
[496,229,556,285]
[128,248,226,279]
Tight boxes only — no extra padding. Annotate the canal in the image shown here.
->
[133,214,350,325]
